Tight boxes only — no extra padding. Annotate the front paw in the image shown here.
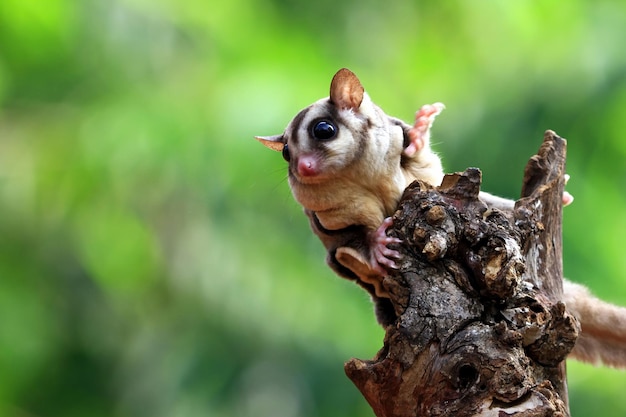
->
[369,217,403,274]
[404,102,445,157]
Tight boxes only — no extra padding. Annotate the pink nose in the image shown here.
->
[297,155,319,177]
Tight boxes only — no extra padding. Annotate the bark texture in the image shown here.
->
[345,131,579,417]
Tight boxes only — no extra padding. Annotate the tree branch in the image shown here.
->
[345,131,579,417]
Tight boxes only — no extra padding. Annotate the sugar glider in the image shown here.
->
[256,68,626,368]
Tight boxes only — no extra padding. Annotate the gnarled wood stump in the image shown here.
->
[345,131,579,417]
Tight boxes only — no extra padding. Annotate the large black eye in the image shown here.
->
[282,144,290,162]
[312,120,337,140]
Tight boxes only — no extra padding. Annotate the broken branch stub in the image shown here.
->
[345,131,579,417]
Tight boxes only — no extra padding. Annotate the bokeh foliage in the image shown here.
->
[1,1,625,416]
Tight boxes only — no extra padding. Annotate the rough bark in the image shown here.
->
[345,131,580,417]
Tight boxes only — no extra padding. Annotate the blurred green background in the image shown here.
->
[1,0,625,416]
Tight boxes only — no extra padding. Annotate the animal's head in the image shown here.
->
[255,68,409,186]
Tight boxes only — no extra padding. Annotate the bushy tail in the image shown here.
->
[564,280,626,368]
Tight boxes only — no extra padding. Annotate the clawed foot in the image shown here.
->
[370,217,403,275]
[404,102,445,157]
[562,174,574,206]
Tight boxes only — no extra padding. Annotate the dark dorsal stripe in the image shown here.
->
[286,105,311,147]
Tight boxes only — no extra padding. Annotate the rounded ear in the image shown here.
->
[330,68,364,110]
[255,135,285,151]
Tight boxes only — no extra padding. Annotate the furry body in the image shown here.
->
[256,68,626,368]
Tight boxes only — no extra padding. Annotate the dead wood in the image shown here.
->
[345,131,580,417]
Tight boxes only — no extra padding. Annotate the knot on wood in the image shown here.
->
[502,300,580,367]
[392,177,524,301]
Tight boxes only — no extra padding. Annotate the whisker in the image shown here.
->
[270,175,289,194]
